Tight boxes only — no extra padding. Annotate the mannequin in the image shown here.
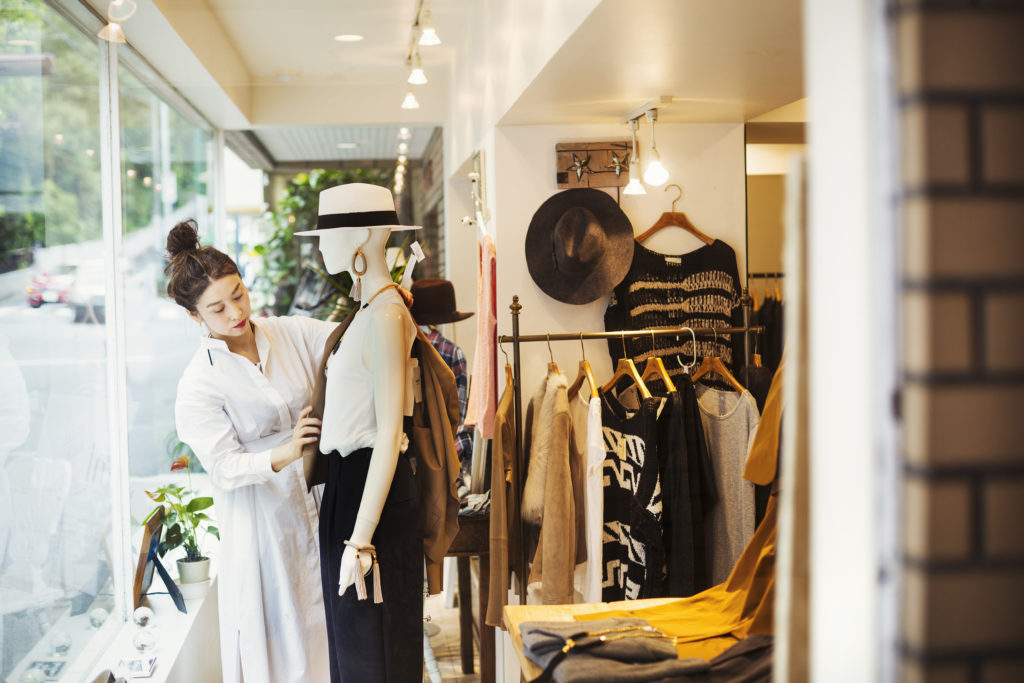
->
[298,183,423,683]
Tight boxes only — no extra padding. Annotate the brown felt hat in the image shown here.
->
[525,188,634,305]
[410,278,474,325]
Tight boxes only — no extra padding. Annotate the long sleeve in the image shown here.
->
[293,314,340,370]
[175,380,277,490]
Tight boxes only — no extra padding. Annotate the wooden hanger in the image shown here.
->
[545,333,559,375]
[691,355,746,393]
[568,333,599,401]
[690,327,745,393]
[600,332,651,398]
[500,341,514,387]
[634,184,714,245]
[601,357,652,399]
[639,331,676,393]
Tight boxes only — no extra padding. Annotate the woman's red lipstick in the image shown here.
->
[234,319,247,329]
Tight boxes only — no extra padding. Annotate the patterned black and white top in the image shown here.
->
[604,239,742,383]
[600,390,665,601]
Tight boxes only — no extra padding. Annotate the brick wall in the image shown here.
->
[894,1,1024,680]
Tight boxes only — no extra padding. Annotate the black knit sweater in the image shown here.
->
[604,239,743,382]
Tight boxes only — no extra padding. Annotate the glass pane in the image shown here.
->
[117,65,215,567]
[0,0,115,678]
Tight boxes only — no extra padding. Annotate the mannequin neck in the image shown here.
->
[355,250,393,304]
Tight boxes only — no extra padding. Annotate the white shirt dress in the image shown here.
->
[175,315,337,683]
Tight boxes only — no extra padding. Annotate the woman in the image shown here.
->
[166,219,332,683]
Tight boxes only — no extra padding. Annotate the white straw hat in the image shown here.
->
[294,183,421,236]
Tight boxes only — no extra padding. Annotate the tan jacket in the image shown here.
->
[303,309,461,594]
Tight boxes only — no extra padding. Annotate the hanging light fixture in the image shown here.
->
[418,4,441,46]
[398,127,411,140]
[401,90,419,109]
[98,0,136,43]
[407,52,427,85]
[642,109,669,187]
[623,118,646,196]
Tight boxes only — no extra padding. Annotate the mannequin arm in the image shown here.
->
[337,302,412,594]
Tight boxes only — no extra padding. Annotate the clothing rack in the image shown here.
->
[496,295,764,604]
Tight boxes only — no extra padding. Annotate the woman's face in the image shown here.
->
[190,274,252,339]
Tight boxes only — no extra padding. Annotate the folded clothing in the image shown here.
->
[520,617,709,683]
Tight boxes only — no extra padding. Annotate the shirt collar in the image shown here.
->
[197,320,270,367]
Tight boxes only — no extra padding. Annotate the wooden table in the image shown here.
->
[445,511,493,683]
[502,598,679,680]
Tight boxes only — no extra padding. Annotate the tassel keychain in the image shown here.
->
[342,540,383,603]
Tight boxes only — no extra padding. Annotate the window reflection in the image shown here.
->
[0,0,113,677]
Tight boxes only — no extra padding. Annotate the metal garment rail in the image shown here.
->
[496,294,763,604]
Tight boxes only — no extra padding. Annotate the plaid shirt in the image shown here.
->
[424,327,473,463]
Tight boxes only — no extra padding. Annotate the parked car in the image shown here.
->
[26,265,76,308]
[68,260,106,323]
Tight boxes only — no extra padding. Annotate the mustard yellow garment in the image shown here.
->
[577,363,785,660]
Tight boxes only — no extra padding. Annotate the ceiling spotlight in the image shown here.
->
[401,90,419,109]
[642,109,669,187]
[398,142,409,154]
[398,155,408,164]
[398,127,411,140]
[334,34,364,42]
[407,53,427,85]
[623,118,646,196]
[418,7,441,46]
[97,22,126,43]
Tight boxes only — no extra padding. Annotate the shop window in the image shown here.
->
[0,0,112,678]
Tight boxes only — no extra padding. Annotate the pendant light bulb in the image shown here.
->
[643,150,669,187]
[401,90,419,109]
[407,53,427,85]
[642,109,668,186]
[623,118,646,195]
[418,8,441,46]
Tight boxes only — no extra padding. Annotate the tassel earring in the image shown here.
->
[350,248,367,301]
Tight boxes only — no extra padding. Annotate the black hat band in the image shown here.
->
[316,210,400,230]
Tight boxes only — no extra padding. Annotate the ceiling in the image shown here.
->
[101,0,804,167]
[254,125,436,163]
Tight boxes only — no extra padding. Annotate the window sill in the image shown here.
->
[85,572,220,683]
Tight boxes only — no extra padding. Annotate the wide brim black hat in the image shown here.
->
[525,188,635,305]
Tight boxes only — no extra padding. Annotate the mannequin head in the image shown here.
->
[317,227,390,276]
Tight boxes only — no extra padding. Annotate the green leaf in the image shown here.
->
[187,497,214,512]
[207,526,220,540]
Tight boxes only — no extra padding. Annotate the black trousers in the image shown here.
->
[319,445,424,683]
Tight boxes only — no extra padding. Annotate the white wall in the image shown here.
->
[489,122,746,391]
[445,0,603,173]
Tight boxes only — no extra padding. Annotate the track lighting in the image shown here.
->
[98,0,136,43]
[623,118,646,195]
[418,5,441,46]
[397,91,417,110]
[642,109,669,187]
[407,52,427,85]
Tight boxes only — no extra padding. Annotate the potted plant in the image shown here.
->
[145,454,219,589]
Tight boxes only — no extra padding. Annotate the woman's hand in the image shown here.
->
[271,406,321,472]
[337,543,374,597]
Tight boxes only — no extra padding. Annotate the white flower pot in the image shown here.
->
[176,557,211,584]
[178,578,211,600]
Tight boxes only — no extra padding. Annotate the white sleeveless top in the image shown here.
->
[318,288,416,457]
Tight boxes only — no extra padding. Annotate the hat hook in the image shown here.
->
[665,184,683,212]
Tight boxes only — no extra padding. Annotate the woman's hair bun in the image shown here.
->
[166,219,201,258]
